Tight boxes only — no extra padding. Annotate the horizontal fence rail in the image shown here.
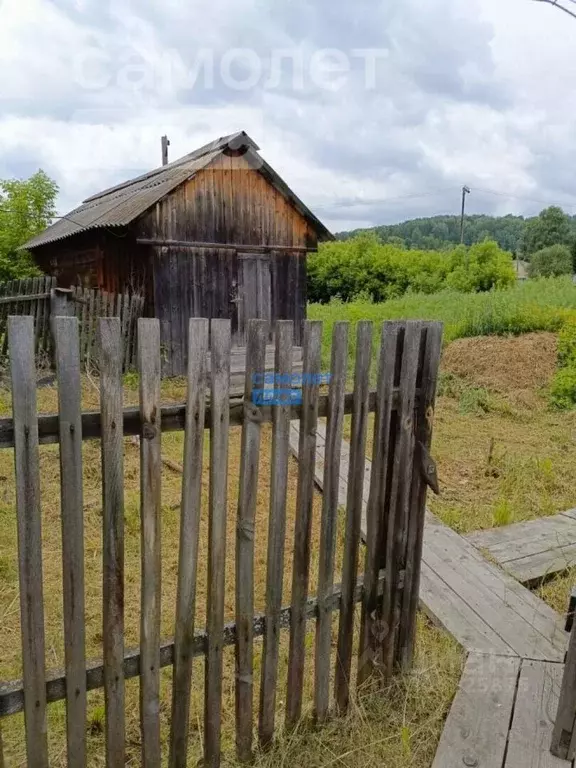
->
[0,315,443,768]
[0,391,415,450]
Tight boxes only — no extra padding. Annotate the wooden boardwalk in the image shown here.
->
[467,511,576,585]
[289,419,571,766]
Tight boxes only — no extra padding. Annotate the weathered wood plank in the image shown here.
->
[398,322,443,669]
[54,317,87,766]
[169,319,209,768]
[357,322,400,687]
[0,389,413,451]
[138,319,162,767]
[99,318,126,767]
[419,562,516,656]
[467,514,576,584]
[285,321,322,729]
[506,660,568,768]
[382,322,422,676]
[432,654,520,768]
[204,320,231,768]
[335,321,372,714]
[315,322,348,723]
[424,517,567,661]
[258,321,293,747]
[8,316,49,768]
[552,621,576,759]
[235,320,267,762]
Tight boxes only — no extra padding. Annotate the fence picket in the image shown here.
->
[204,320,231,768]
[235,319,267,762]
[169,319,209,768]
[398,323,443,669]
[314,322,348,724]
[99,318,126,767]
[137,319,162,767]
[334,321,372,713]
[54,317,87,765]
[381,322,423,677]
[258,321,293,748]
[286,320,322,729]
[8,316,49,768]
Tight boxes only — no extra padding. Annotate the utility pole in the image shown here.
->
[161,135,170,166]
[460,185,471,245]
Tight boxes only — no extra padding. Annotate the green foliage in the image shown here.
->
[522,206,573,258]
[339,213,527,252]
[528,244,573,278]
[0,169,58,281]
[308,236,515,303]
[549,367,576,410]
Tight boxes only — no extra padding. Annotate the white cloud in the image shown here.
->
[2,0,576,232]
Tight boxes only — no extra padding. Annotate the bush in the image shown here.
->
[308,236,515,303]
[549,367,576,409]
[528,245,573,278]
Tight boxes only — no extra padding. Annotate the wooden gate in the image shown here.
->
[0,316,442,767]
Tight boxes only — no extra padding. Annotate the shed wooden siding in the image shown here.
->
[137,153,318,249]
[153,246,306,373]
[33,231,150,299]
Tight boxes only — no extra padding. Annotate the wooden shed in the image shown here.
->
[23,132,333,375]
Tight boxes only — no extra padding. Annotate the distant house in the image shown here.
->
[23,131,333,374]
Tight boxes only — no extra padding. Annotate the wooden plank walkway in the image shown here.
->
[433,654,569,768]
[466,511,576,585]
[289,419,572,767]
[289,420,568,662]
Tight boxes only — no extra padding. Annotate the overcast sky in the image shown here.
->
[1,0,575,232]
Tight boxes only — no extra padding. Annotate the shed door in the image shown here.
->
[237,253,272,344]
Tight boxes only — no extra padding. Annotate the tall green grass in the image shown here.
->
[308,276,576,377]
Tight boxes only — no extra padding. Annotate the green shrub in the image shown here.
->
[528,245,573,278]
[549,367,576,409]
[308,236,515,303]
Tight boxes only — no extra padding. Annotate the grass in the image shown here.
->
[309,275,576,378]
[0,379,463,767]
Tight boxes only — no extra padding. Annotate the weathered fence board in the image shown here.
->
[169,319,209,768]
[358,323,402,686]
[138,319,162,767]
[8,317,49,768]
[99,318,126,767]
[205,320,231,768]
[315,322,348,723]
[235,320,267,762]
[285,320,322,729]
[335,321,372,713]
[0,278,143,371]
[54,317,87,766]
[0,316,443,766]
[259,321,293,748]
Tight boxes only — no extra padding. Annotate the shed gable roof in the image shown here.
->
[23,132,332,249]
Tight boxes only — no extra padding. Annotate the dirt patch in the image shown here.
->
[442,332,558,400]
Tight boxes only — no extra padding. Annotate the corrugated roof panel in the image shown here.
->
[23,151,221,249]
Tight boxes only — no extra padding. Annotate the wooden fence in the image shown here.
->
[0,277,144,370]
[0,315,442,767]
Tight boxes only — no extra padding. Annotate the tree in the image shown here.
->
[522,206,572,257]
[528,244,572,277]
[0,170,58,281]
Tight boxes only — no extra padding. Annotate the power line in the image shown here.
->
[472,186,576,210]
[532,0,576,20]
